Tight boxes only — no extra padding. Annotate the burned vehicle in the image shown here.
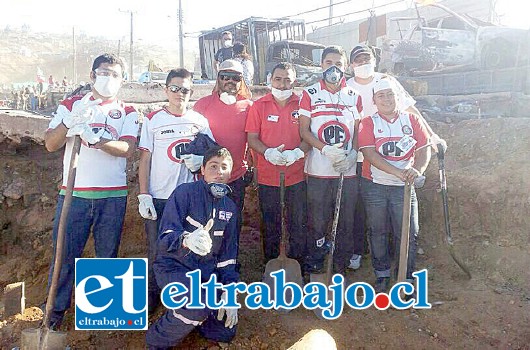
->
[199,18,326,85]
[384,4,530,74]
[264,40,325,86]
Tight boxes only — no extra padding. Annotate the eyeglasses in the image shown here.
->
[167,85,191,94]
[94,68,122,79]
[219,73,242,82]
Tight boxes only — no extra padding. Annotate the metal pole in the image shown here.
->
[130,12,134,81]
[179,0,184,67]
[329,0,333,26]
[72,26,76,84]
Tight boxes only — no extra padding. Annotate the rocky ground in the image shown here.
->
[0,116,529,349]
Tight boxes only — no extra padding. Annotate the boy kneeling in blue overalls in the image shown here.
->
[146,147,239,349]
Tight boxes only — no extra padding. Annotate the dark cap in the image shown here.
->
[350,45,373,62]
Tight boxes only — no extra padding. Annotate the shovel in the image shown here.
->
[22,135,81,349]
[436,144,472,279]
[310,173,344,319]
[262,172,303,313]
[397,175,426,283]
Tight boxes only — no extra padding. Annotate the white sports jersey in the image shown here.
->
[299,80,363,178]
[48,95,139,198]
[346,73,416,162]
[138,108,213,199]
[358,111,430,186]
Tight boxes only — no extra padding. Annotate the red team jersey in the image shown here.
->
[245,93,304,187]
[194,93,252,183]
[358,111,430,186]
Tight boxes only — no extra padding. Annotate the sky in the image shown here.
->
[2,0,527,45]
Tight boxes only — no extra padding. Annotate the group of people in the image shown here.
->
[42,40,444,349]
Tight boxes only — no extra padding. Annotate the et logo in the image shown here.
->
[167,138,191,163]
[75,258,147,330]
[317,121,350,146]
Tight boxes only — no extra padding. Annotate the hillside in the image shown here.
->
[0,27,191,85]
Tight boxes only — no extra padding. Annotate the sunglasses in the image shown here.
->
[167,85,191,94]
[219,73,242,82]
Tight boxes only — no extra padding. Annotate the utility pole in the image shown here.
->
[130,12,134,80]
[72,26,77,84]
[329,0,333,26]
[119,9,135,80]
[178,0,184,67]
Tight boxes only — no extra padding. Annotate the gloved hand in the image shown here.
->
[264,144,286,166]
[282,148,304,166]
[431,133,448,154]
[67,123,105,146]
[137,194,157,220]
[217,291,238,329]
[62,93,102,129]
[333,149,358,173]
[181,154,204,172]
[321,143,347,163]
[182,219,214,256]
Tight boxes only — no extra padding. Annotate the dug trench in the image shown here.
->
[0,116,529,349]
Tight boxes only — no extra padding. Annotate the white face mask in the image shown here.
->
[271,87,292,101]
[93,76,121,97]
[219,92,237,105]
[354,63,375,79]
[223,39,233,48]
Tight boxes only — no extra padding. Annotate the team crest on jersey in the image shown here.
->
[88,122,118,141]
[402,125,413,135]
[290,110,300,124]
[108,109,122,119]
[317,120,350,146]
[167,139,191,163]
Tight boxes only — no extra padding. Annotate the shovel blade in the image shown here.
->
[263,256,304,313]
[309,271,331,320]
[21,328,67,350]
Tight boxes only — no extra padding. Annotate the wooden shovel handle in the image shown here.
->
[43,136,81,329]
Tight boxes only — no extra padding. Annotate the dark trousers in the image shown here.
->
[144,198,167,312]
[258,181,308,266]
[146,271,236,348]
[352,162,367,256]
[306,176,358,273]
[361,178,419,279]
[46,195,126,325]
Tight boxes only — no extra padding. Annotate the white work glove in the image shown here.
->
[264,144,286,166]
[333,149,358,173]
[62,93,101,129]
[181,154,204,172]
[217,291,238,329]
[431,133,448,153]
[182,219,214,256]
[67,123,105,145]
[137,194,157,220]
[282,148,304,166]
[321,143,347,163]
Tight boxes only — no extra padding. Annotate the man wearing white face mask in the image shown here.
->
[245,62,310,272]
[345,44,446,270]
[299,46,363,276]
[214,31,235,74]
[43,53,138,329]
[194,59,252,228]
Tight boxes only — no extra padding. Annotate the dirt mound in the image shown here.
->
[0,117,529,349]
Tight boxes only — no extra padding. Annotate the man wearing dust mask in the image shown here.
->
[214,31,235,73]
[42,53,138,329]
[193,59,253,236]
